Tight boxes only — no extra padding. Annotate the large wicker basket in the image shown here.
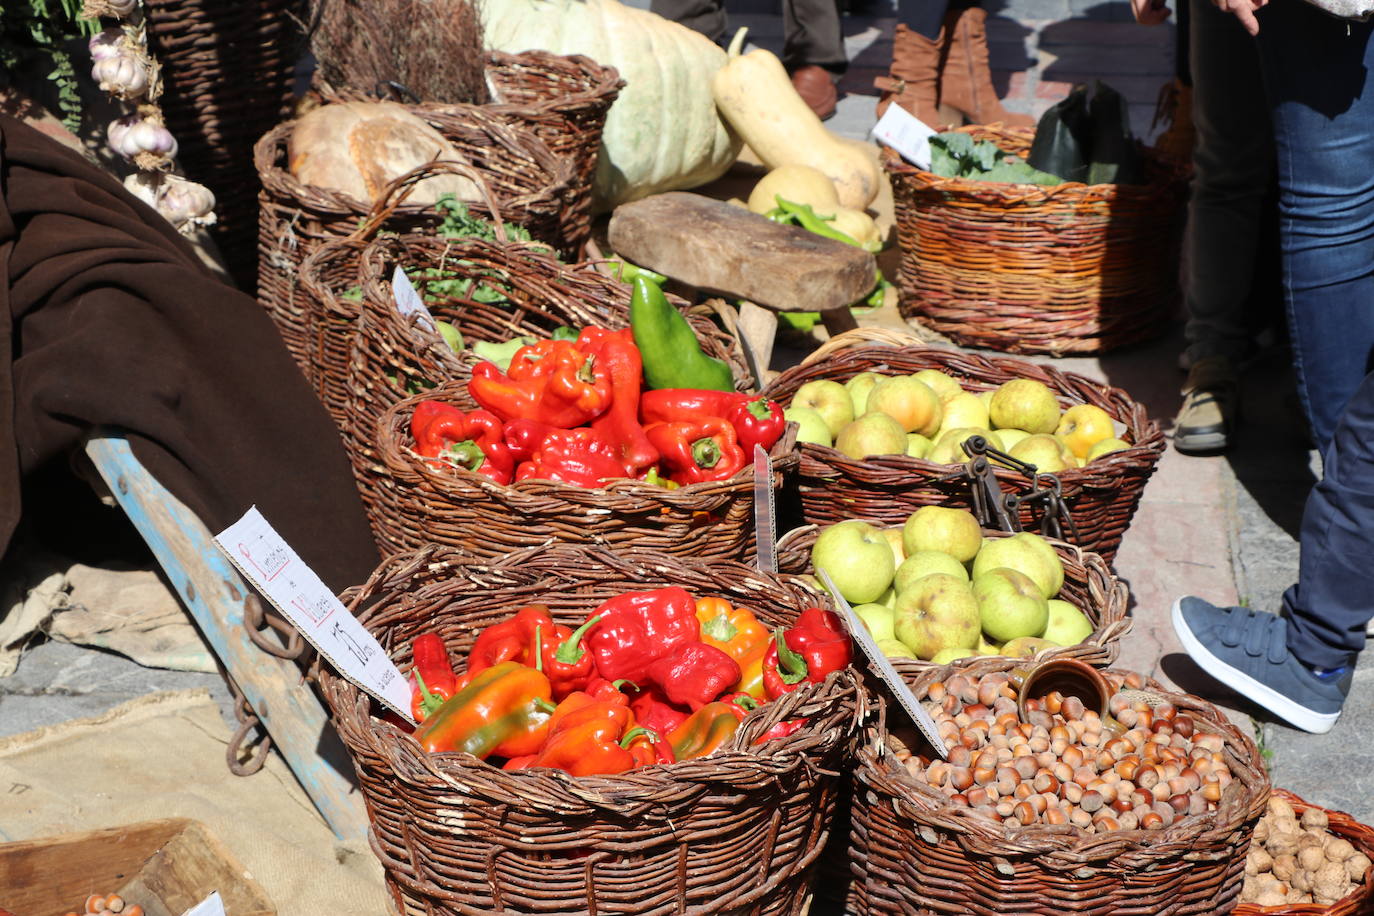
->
[1234,789,1374,916]
[337,237,756,549]
[776,526,1130,668]
[255,105,571,367]
[318,544,867,916]
[848,656,1270,915]
[886,125,1188,355]
[372,380,798,560]
[760,328,1165,564]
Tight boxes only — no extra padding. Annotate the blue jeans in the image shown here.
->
[1284,368,1374,668]
[1258,0,1374,453]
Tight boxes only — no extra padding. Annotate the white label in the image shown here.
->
[870,104,937,171]
[392,265,436,332]
[753,445,777,574]
[215,507,414,723]
[817,568,948,759]
[180,892,226,916]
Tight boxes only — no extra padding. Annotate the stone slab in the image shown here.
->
[608,192,877,313]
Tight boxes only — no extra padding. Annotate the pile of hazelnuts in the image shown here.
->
[890,670,1237,834]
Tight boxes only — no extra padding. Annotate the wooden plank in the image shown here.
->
[736,301,778,386]
[84,436,369,843]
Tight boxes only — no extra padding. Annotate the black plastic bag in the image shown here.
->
[1087,80,1145,185]
[1026,84,1091,183]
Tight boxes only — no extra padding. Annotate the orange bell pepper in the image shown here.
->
[667,700,745,761]
[412,661,556,758]
[696,598,770,699]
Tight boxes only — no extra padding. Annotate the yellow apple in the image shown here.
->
[978,389,996,411]
[867,376,942,436]
[1000,636,1059,659]
[793,379,854,436]
[913,369,965,403]
[995,428,1032,452]
[928,427,1003,464]
[893,573,982,660]
[989,379,1061,434]
[835,413,909,459]
[903,506,982,563]
[895,550,969,593]
[1054,404,1116,459]
[878,638,918,660]
[931,647,978,664]
[1087,437,1131,461]
[1042,599,1094,646]
[973,532,1064,599]
[845,371,885,417]
[937,392,990,436]
[881,526,906,567]
[977,634,1002,656]
[1009,434,1074,473]
[784,406,832,447]
[906,432,933,459]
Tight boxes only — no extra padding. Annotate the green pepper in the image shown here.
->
[629,276,734,392]
[472,336,536,373]
[774,197,864,248]
[610,260,668,285]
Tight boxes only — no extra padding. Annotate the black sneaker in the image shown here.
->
[1171,597,1349,734]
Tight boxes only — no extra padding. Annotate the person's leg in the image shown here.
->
[783,0,848,72]
[650,0,726,46]
[1283,368,1374,669]
[900,0,952,39]
[1257,1,1374,453]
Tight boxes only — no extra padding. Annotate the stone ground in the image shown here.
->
[1,0,1367,875]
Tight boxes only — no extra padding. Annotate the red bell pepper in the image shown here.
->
[645,642,741,711]
[624,726,675,766]
[726,397,786,454]
[578,327,660,476]
[515,427,627,487]
[468,340,613,428]
[628,685,691,735]
[645,418,746,485]
[410,400,513,484]
[754,719,807,745]
[762,608,853,701]
[410,633,459,721]
[466,605,554,674]
[503,417,559,464]
[639,389,786,453]
[583,587,701,683]
[522,693,641,776]
[535,615,603,701]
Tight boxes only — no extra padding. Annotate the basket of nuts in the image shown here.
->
[1235,789,1374,913]
[848,657,1270,915]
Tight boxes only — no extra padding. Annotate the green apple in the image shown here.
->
[854,602,896,641]
[931,647,978,664]
[794,379,854,437]
[835,413,909,459]
[913,369,964,403]
[978,389,996,411]
[977,634,1002,656]
[989,379,1061,434]
[972,533,1064,599]
[928,427,1003,464]
[435,319,464,353]
[973,567,1050,643]
[1009,434,1074,473]
[994,428,1031,452]
[903,506,982,563]
[1042,599,1094,646]
[1086,437,1131,462]
[879,586,897,608]
[785,406,833,448]
[867,376,942,436]
[878,638,917,660]
[811,520,896,604]
[845,372,885,417]
[880,527,906,567]
[906,433,933,459]
[1000,636,1058,659]
[895,550,969,593]
[893,573,981,660]
[938,392,990,435]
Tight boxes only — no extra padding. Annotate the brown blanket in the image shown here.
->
[0,114,379,592]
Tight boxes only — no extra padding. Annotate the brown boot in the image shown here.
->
[939,7,1034,129]
[874,23,947,127]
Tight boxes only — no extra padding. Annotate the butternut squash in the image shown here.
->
[712,29,881,209]
[747,164,840,216]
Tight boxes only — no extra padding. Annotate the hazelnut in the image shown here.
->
[1117,810,1139,831]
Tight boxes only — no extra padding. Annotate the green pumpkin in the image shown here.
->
[483,0,742,210]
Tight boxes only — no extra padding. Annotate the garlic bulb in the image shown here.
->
[88,28,125,61]
[92,53,149,98]
[122,172,161,208]
[107,115,177,164]
[87,0,139,17]
[157,176,217,229]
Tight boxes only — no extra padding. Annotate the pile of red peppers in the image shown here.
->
[408,325,787,488]
[399,592,853,777]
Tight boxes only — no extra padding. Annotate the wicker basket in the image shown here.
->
[143,0,303,289]
[886,125,1188,355]
[1234,789,1374,916]
[760,328,1165,564]
[318,544,867,916]
[340,236,755,545]
[776,526,1129,668]
[255,105,571,366]
[848,656,1270,915]
[371,380,798,560]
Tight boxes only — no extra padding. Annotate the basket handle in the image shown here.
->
[352,157,508,244]
[799,326,931,367]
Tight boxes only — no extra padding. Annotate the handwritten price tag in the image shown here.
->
[215,507,413,723]
[180,892,225,916]
[392,265,437,333]
[870,103,937,171]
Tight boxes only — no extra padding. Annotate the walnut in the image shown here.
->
[1254,890,1289,907]
[1267,829,1301,858]
[1345,852,1372,882]
[1271,854,1297,882]
[1325,838,1357,862]
[1287,888,1313,904]
[1247,847,1273,875]
[1300,806,1330,830]
[1254,817,1271,844]
[1268,797,1297,821]
[1314,860,1352,901]
[1298,845,1325,872]
[1291,869,1313,893]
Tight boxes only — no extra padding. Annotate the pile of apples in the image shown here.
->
[783,369,1131,471]
[809,506,1095,662]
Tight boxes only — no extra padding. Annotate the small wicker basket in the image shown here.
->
[848,656,1270,915]
[1234,789,1374,916]
[760,328,1165,564]
[254,104,570,366]
[776,526,1130,669]
[318,544,867,916]
[886,125,1188,355]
